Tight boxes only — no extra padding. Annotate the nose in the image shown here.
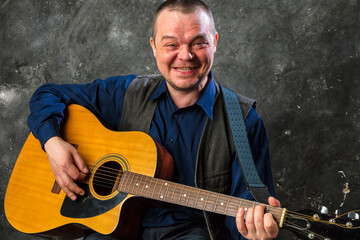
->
[178,46,194,60]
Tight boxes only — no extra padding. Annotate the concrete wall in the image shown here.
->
[1,0,359,239]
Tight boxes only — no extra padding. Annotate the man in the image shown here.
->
[28,0,280,239]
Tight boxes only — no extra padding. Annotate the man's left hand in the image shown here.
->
[236,196,280,240]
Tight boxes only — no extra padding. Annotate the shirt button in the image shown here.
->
[174,114,179,119]
[169,139,173,143]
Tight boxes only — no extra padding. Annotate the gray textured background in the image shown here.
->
[1,0,359,239]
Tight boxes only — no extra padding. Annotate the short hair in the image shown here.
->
[151,0,217,42]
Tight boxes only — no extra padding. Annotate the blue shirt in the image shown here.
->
[28,73,275,240]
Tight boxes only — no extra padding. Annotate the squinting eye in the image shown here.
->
[165,44,177,48]
[193,41,208,49]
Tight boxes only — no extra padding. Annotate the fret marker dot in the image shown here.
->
[165,183,168,185]
[221,202,224,206]
[183,194,187,197]
[145,185,148,188]
[160,195,163,199]
[136,183,139,186]
[201,198,204,201]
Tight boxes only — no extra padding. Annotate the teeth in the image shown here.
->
[175,67,195,72]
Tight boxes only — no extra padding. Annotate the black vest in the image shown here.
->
[119,75,255,239]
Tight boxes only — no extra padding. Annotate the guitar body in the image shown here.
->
[5,104,360,240]
[5,104,173,239]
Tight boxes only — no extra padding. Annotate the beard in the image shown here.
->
[165,74,208,93]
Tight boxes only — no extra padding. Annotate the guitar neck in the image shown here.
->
[117,171,285,225]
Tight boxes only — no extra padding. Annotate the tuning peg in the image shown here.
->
[348,212,360,220]
[318,206,328,215]
[335,209,340,217]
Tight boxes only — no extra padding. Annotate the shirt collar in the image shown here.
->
[149,72,216,120]
[195,72,215,120]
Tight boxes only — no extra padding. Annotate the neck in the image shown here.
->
[168,89,201,109]
[167,77,209,109]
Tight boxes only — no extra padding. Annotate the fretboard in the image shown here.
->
[117,171,284,224]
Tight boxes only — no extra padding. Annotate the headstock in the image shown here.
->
[282,208,360,240]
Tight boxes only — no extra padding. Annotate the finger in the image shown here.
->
[236,208,247,236]
[268,196,281,207]
[53,172,79,201]
[254,205,266,235]
[67,161,87,182]
[264,212,279,238]
[64,169,86,196]
[245,207,256,235]
[72,150,88,175]
[57,168,85,198]
[61,185,77,201]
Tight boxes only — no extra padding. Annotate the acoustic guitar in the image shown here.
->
[5,104,360,239]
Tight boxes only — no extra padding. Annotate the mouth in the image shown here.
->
[174,67,198,72]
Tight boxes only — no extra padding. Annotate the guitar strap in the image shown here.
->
[221,85,271,204]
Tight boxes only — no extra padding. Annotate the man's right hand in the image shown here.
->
[44,136,89,201]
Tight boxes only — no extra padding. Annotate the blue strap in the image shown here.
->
[221,85,270,203]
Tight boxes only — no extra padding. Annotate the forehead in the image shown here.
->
[155,8,213,39]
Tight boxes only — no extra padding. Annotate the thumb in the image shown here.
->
[268,196,281,207]
[72,149,88,174]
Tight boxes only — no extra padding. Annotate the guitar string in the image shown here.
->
[283,212,360,239]
[121,171,284,220]
[75,163,359,234]
[283,221,325,240]
[79,165,292,223]
[121,173,360,231]
[285,210,360,229]
[85,165,360,229]
[130,172,283,217]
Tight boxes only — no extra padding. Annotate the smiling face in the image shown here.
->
[150,7,218,94]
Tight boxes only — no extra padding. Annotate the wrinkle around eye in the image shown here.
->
[163,43,179,49]
[192,42,209,50]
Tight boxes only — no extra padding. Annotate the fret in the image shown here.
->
[224,197,238,217]
[129,172,136,194]
[150,177,157,199]
[163,181,169,201]
[172,184,180,203]
[123,172,131,192]
[225,196,230,215]
[216,195,228,215]
[169,182,176,203]
[117,171,126,192]
[238,198,243,211]
[207,192,217,211]
[195,189,200,208]
[158,179,165,200]
[134,174,141,195]
[127,172,135,194]
[205,192,210,210]
[141,175,148,196]
[179,185,185,204]
[213,194,220,211]
[185,187,191,206]
[197,190,206,209]
[147,176,154,198]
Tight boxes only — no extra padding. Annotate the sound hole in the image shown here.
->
[92,160,122,196]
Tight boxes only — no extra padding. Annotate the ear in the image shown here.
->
[150,37,157,58]
[213,32,219,52]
